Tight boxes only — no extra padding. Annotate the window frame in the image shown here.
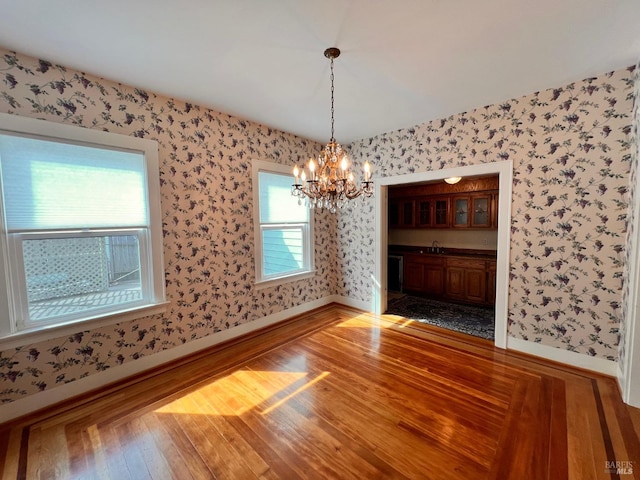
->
[0,112,167,346]
[252,160,315,288]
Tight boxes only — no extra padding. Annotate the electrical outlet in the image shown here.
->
[482,238,488,246]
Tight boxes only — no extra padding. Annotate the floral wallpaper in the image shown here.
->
[0,45,636,409]
[343,66,636,361]
[0,48,338,405]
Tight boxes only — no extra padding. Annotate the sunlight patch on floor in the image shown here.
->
[260,371,330,415]
[154,370,308,416]
[335,312,401,329]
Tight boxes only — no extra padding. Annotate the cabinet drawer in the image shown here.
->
[404,254,445,266]
[446,257,486,270]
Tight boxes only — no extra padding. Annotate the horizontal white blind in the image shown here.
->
[0,133,148,230]
[258,171,307,223]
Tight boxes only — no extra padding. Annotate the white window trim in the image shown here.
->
[8,229,153,331]
[0,112,167,347]
[252,159,315,288]
[259,222,310,281]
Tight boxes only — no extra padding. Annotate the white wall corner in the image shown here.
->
[508,337,618,377]
[331,295,372,312]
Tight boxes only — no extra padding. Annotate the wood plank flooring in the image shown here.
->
[1,304,639,479]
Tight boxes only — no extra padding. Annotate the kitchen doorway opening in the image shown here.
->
[372,161,512,349]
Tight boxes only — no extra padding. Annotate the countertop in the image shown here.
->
[388,244,497,259]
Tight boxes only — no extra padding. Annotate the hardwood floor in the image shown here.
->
[1,304,639,479]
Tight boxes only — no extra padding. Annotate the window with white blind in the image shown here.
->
[252,160,314,286]
[0,113,166,340]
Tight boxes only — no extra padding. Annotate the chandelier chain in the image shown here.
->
[330,56,335,142]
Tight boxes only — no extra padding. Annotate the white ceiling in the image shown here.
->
[1,0,639,144]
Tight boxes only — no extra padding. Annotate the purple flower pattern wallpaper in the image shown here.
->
[342,67,636,361]
[0,45,637,407]
[0,48,338,405]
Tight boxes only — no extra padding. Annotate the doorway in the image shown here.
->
[372,160,512,349]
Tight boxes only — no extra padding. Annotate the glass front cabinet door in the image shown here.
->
[417,199,431,227]
[453,197,469,227]
[434,198,449,227]
[471,195,490,227]
[402,200,415,227]
[389,199,415,228]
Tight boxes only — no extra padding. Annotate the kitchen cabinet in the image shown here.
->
[446,257,488,304]
[491,192,499,228]
[403,253,445,295]
[401,252,495,306]
[416,196,449,228]
[404,262,424,291]
[434,198,449,227]
[453,193,494,228]
[388,179,499,230]
[452,196,470,227]
[465,268,488,303]
[416,198,432,227]
[445,265,465,299]
[471,194,491,228]
[389,199,415,228]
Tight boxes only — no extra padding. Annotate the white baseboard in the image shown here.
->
[508,337,618,377]
[329,295,371,312]
[617,363,625,391]
[0,296,337,423]
[2,298,623,423]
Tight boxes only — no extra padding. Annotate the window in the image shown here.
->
[252,160,314,286]
[0,113,166,340]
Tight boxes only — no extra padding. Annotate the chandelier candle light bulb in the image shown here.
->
[292,47,373,213]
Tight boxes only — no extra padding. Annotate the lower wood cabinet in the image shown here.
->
[445,257,487,304]
[445,266,465,299]
[403,254,445,295]
[403,254,495,306]
[404,261,425,291]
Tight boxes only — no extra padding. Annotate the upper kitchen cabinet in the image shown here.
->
[388,175,499,230]
[452,196,470,227]
[416,198,432,226]
[452,193,494,228]
[416,196,449,228]
[434,198,449,227]
[491,191,500,228]
[471,194,492,228]
[389,199,415,228]
[472,195,490,227]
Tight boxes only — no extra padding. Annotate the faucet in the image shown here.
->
[432,240,441,254]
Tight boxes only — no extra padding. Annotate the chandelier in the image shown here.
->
[292,47,373,213]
